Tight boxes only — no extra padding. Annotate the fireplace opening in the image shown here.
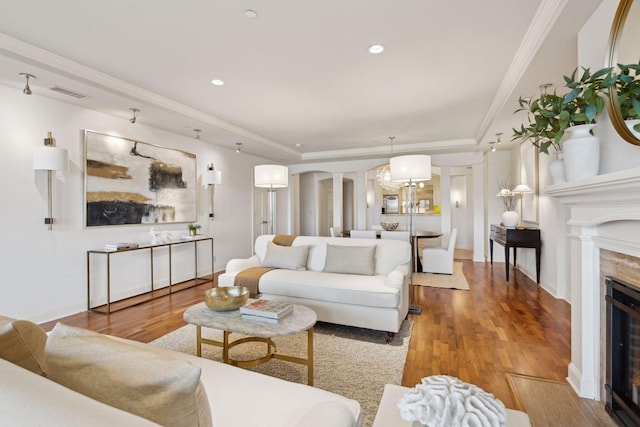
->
[606,276,640,426]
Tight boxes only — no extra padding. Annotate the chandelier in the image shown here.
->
[376,136,404,191]
[376,165,403,191]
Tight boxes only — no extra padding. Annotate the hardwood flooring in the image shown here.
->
[41,259,572,411]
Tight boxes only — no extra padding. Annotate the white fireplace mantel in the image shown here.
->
[547,166,640,401]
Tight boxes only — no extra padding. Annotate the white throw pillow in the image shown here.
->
[323,244,376,275]
[45,323,212,427]
[262,241,309,270]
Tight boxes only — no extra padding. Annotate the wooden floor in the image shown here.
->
[41,259,571,411]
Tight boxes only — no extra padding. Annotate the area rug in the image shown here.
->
[411,261,469,290]
[506,373,616,427]
[150,320,412,427]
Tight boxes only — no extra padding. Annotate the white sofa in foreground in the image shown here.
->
[0,315,361,427]
[219,235,412,338]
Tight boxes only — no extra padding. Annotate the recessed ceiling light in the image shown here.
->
[244,9,258,19]
[295,143,303,147]
[211,79,224,86]
[368,44,385,55]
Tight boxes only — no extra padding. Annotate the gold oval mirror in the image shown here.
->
[607,0,640,145]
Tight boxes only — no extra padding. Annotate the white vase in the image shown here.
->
[626,119,640,139]
[548,151,565,184]
[563,123,599,181]
[502,210,518,227]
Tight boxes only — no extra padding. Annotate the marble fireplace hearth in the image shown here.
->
[548,167,640,402]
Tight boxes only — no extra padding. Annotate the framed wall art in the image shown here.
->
[84,130,197,227]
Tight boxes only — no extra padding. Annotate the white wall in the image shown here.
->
[512,0,640,301]
[0,85,270,322]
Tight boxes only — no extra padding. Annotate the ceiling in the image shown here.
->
[0,0,604,163]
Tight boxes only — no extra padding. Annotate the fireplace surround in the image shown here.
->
[547,166,640,403]
[606,276,640,425]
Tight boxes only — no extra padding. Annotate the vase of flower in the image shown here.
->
[502,210,519,227]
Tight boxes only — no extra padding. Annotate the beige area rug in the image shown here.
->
[150,320,412,427]
[412,262,470,290]
[507,373,617,427]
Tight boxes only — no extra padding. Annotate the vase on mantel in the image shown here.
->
[563,123,599,181]
[502,210,518,228]
[548,151,566,184]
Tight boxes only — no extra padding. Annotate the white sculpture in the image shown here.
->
[150,228,173,245]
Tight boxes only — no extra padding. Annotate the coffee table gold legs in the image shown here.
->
[195,327,314,385]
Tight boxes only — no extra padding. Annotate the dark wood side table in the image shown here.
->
[489,224,541,283]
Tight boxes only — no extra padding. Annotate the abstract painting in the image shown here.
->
[84,130,197,227]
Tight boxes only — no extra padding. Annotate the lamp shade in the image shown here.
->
[512,184,533,194]
[33,146,68,172]
[202,169,222,186]
[254,164,288,188]
[389,155,431,182]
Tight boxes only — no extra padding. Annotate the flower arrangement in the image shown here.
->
[496,178,516,211]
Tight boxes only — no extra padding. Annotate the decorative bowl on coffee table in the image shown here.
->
[203,286,249,311]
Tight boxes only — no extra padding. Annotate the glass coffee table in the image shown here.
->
[183,301,317,385]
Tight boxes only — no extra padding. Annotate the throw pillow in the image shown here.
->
[45,323,212,427]
[0,315,48,376]
[262,241,309,270]
[322,244,376,275]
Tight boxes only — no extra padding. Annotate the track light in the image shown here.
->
[496,132,503,144]
[194,129,201,140]
[235,142,242,153]
[129,108,140,124]
[490,143,496,152]
[20,73,36,95]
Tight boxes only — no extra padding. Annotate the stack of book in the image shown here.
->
[239,299,293,322]
[104,243,139,251]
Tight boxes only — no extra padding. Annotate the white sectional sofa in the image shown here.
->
[219,235,412,337]
[0,315,361,427]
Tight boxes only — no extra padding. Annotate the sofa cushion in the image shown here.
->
[0,315,48,375]
[45,323,212,427]
[0,358,160,426]
[262,240,309,270]
[323,244,376,275]
[284,401,355,427]
[258,270,399,308]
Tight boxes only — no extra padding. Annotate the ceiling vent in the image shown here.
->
[50,86,88,99]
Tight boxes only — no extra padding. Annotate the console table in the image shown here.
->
[87,237,213,314]
[489,224,541,283]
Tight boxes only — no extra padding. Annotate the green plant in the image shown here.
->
[512,92,565,154]
[512,66,615,155]
[615,62,640,131]
[562,66,616,126]
[188,223,201,231]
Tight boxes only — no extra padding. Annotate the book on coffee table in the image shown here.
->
[239,299,293,320]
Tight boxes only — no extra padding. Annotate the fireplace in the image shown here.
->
[606,276,640,426]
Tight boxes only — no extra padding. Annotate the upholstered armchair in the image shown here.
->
[422,229,457,274]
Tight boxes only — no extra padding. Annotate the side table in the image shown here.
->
[373,384,532,427]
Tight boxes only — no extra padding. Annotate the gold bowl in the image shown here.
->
[203,286,249,311]
[381,221,399,231]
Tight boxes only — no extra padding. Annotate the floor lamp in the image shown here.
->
[390,154,431,315]
[254,164,288,235]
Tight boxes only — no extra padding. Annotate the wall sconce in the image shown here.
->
[33,132,68,230]
[202,163,222,219]
[254,164,288,234]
